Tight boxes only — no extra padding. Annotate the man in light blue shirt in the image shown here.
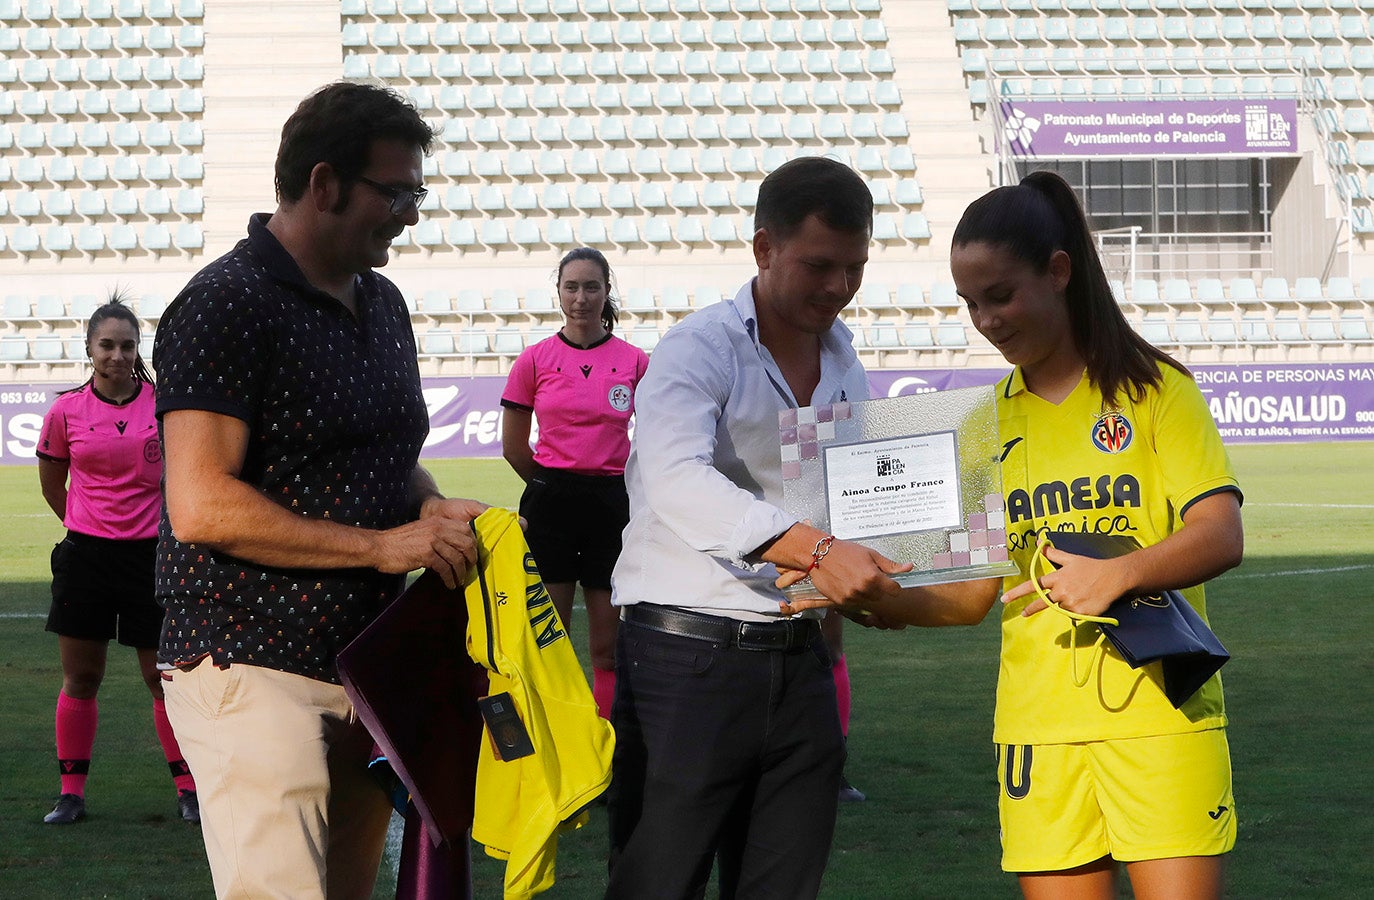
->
[606,157,912,899]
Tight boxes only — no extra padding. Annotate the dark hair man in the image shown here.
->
[153,82,487,899]
[605,156,911,899]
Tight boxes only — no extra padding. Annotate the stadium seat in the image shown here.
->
[1271,315,1302,343]
[12,190,41,219]
[10,226,40,254]
[935,324,969,347]
[602,218,635,245]
[1,295,32,323]
[1162,279,1193,306]
[903,324,935,348]
[707,217,737,244]
[1174,317,1207,345]
[1261,277,1291,303]
[929,282,962,310]
[637,216,668,246]
[895,284,924,311]
[44,225,75,253]
[422,329,457,356]
[32,335,68,361]
[1322,277,1354,304]
[542,184,570,211]
[102,223,134,251]
[1339,312,1371,341]
[1229,278,1259,303]
[1193,279,1229,307]
[1132,279,1162,306]
[573,183,603,211]
[1306,315,1340,343]
[492,328,525,356]
[143,223,172,251]
[626,327,660,352]
[861,283,894,313]
[0,335,29,363]
[1206,318,1240,343]
[575,219,606,247]
[901,214,932,241]
[174,223,204,250]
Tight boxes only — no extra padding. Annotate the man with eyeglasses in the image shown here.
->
[152,82,487,900]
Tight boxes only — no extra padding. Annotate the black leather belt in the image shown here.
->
[623,604,819,652]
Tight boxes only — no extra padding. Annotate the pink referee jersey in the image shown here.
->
[36,381,163,540]
[501,332,649,475]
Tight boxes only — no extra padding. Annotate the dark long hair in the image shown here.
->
[951,170,1187,407]
[556,246,618,332]
[64,291,154,394]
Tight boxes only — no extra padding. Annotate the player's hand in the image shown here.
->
[774,564,811,590]
[1001,545,1127,618]
[776,598,908,630]
[839,607,908,630]
[370,516,478,589]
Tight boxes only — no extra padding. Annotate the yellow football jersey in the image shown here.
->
[466,508,615,899]
[994,363,1240,745]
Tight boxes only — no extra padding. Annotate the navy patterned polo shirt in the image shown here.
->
[153,213,429,683]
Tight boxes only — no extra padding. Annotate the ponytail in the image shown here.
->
[64,290,154,394]
[954,171,1187,408]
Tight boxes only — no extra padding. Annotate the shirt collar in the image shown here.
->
[247,213,314,292]
[1003,366,1029,399]
[729,278,857,363]
[556,330,613,351]
[246,213,369,307]
[89,379,144,407]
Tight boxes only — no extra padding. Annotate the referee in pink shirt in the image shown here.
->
[501,248,649,719]
[36,296,198,826]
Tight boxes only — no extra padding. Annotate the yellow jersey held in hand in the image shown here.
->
[465,507,615,900]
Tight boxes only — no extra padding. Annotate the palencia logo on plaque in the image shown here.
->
[780,385,1019,600]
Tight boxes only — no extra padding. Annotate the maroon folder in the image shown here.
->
[337,570,489,850]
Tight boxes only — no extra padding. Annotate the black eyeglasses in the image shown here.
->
[355,175,427,216]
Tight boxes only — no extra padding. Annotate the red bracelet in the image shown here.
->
[805,535,836,573]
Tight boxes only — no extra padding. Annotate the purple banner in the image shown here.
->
[1189,363,1374,442]
[3,363,1373,463]
[1002,99,1299,158]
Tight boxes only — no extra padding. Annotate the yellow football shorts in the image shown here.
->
[996,729,1236,873]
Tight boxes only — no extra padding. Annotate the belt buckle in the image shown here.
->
[735,620,791,651]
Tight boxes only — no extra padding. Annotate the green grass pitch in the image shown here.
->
[1,448,1370,898]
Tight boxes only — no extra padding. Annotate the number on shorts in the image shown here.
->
[1002,744,1033,800]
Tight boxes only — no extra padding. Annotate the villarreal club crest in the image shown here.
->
[1092,411,1134,454]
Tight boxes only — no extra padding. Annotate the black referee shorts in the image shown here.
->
[47,531,163,649]
[518,467,629,590]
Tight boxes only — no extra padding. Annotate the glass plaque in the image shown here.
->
[780,385,1018,600]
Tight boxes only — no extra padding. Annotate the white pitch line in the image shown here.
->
[0,613,47,619]
[1228,563,1374,580]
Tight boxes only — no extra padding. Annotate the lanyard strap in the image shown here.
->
[1028,535,1118,688]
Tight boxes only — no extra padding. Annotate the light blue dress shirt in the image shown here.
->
[611,279,869,620]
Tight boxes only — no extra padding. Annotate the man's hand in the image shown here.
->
[788,538,911,605]
[370,516,478,590]
[418,495,490,523]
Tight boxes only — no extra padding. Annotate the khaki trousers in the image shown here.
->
[163,661,392,900]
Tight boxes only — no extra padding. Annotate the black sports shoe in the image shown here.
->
[44,793,86,824]
[837,775,866,803]
[177,789,201,825]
